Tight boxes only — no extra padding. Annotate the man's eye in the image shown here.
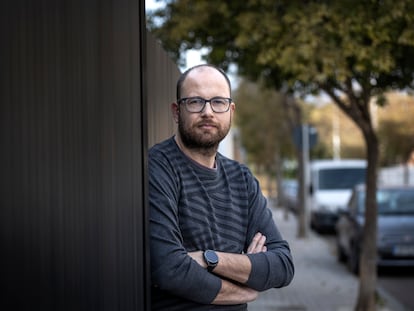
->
[188,99,203,105]
[212,99,226,105]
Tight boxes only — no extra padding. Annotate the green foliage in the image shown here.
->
[147,1,243,69]
[234,79,295,170]
[148,0,414,108]
[147,0,414,166]
[235,0,414,94]
[148,0,414,155]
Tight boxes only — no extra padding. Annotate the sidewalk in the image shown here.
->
[248,206,403,311]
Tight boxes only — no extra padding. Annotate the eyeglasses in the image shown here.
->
[178,96,232,113]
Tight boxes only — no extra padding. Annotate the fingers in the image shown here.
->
[247,232,267,254]
[244,286,259,302]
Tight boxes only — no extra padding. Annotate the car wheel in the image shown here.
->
[347,242,359,275]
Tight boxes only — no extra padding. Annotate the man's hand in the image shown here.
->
[188,232,266,267]
[188,232,267,268]
[247,232,267,254]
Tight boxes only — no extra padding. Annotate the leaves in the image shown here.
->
[147,0,414,163]
[234,79,295,170]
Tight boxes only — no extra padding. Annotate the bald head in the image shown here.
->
[176,64,231,100]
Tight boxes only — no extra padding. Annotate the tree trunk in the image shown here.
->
[355,129,379,311]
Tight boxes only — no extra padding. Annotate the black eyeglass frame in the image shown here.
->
[177,96,232,113]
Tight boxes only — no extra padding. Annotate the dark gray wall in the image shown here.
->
[1,1,155,309]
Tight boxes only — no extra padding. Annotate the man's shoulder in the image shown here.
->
[217,153,252,176]
[149,137,176,157]
[217,152,246,167]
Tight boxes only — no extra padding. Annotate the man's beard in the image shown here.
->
[178,116,231,157]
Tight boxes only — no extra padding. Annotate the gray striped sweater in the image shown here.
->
[149,137,294,310]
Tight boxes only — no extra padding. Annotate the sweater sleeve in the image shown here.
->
[149,153,222,304]
[243,171,295,291]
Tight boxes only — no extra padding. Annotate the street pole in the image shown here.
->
[294,123,316,238]
[301,124,310,238]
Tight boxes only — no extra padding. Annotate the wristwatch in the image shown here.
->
[203,250,219,272]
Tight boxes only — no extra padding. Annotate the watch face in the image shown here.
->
[205,250,218,265]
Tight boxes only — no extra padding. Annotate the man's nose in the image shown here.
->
[200,101,214,114]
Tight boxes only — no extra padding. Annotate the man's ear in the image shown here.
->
[171,102,179,123]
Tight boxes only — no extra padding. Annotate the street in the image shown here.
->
[378,266,414,310]
[322,233,414,311]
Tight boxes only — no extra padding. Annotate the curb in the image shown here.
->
[377,285,407,311]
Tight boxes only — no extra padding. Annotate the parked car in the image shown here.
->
[281,179,299,213]
[336,184,414,274]
[309,159,367,232]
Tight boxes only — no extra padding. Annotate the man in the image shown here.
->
[149,64,294,310]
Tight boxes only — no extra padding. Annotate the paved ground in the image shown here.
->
[247,206,403,311]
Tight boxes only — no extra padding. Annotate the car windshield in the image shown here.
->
[358,188,414,215]
[318,168,366,190]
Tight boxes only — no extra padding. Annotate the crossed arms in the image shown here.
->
[150,196,294,305]
[188,232,268,304]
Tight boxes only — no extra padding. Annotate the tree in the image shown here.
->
[147,1,414,310]
[234,79,295,199]
[234,79,294,169]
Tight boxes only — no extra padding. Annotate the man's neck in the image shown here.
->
[174,136,217,169]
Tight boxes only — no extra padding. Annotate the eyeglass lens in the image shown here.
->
[181,97,231,113]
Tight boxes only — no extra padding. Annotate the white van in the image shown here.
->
[309,159,367,232]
